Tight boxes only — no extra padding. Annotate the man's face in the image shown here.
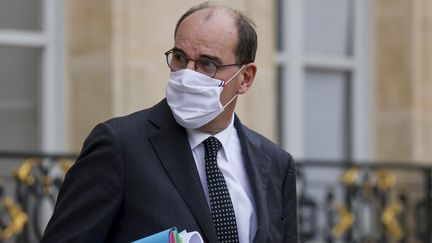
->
[173,10,242,107]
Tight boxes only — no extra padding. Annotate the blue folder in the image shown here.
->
[131,228,176,243]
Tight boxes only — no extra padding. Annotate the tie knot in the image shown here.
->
[203,136,222,155]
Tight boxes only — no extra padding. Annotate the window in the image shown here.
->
[0,0,65,152]
[276,0,372,161]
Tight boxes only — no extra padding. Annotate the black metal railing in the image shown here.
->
[0,152,76,243]
[297,160,432,243]
[0,153,431,243]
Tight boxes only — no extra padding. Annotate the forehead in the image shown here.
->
[174,9,238,61]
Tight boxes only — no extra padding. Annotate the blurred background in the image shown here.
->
[0,0,431,242]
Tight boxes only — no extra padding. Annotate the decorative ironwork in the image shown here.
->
[0,153,431,243]
[0,152,74,243]
[297,161,432,243]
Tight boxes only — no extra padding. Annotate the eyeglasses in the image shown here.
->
[164,49,242,78]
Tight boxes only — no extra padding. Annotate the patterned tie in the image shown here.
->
[203,136,239,243]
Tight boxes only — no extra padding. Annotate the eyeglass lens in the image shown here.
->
[166,51,218,77]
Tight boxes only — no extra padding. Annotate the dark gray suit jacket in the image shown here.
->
[40,99,298,243]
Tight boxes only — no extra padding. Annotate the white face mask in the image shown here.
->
[166,67,244,129]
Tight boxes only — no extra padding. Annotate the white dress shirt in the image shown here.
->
[186,117,257,243]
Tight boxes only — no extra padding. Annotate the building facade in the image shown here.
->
[1,0,432,242]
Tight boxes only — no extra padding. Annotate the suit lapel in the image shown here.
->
[148,100,218,243]
[235,117,272,243]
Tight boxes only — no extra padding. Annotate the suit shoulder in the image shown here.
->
[242,125,293,161]
[105,109,151,128]
[103,99,170,131]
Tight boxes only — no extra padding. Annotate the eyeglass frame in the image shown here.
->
[164,48,244,78]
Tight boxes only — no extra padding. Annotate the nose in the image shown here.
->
[185,59,196,71]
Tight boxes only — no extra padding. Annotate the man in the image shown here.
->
[41,2,297,243]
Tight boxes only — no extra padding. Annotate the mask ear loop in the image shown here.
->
[222,93,239,109]
[221,65,246,109]
[220,65,246,87]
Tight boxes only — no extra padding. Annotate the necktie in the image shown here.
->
[203,136,239,243]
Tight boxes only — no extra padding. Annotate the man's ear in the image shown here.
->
[238,63,257,94]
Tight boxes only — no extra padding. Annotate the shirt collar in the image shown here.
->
[186,116,235,152]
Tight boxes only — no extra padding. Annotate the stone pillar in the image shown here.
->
[373,0,432,164]
[413,0,432,162]
[66,0,114,151]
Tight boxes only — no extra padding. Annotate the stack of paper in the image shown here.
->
[131,227,203,243]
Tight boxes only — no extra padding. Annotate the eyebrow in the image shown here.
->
[171,47,187,56]
[172,47,223,65]
[201,54,223,65]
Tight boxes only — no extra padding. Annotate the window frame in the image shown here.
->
[0,0,66,152]
[276,0,373,161]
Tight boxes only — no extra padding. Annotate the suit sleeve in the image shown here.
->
[40,122,124,243]
[283,155,298,243]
